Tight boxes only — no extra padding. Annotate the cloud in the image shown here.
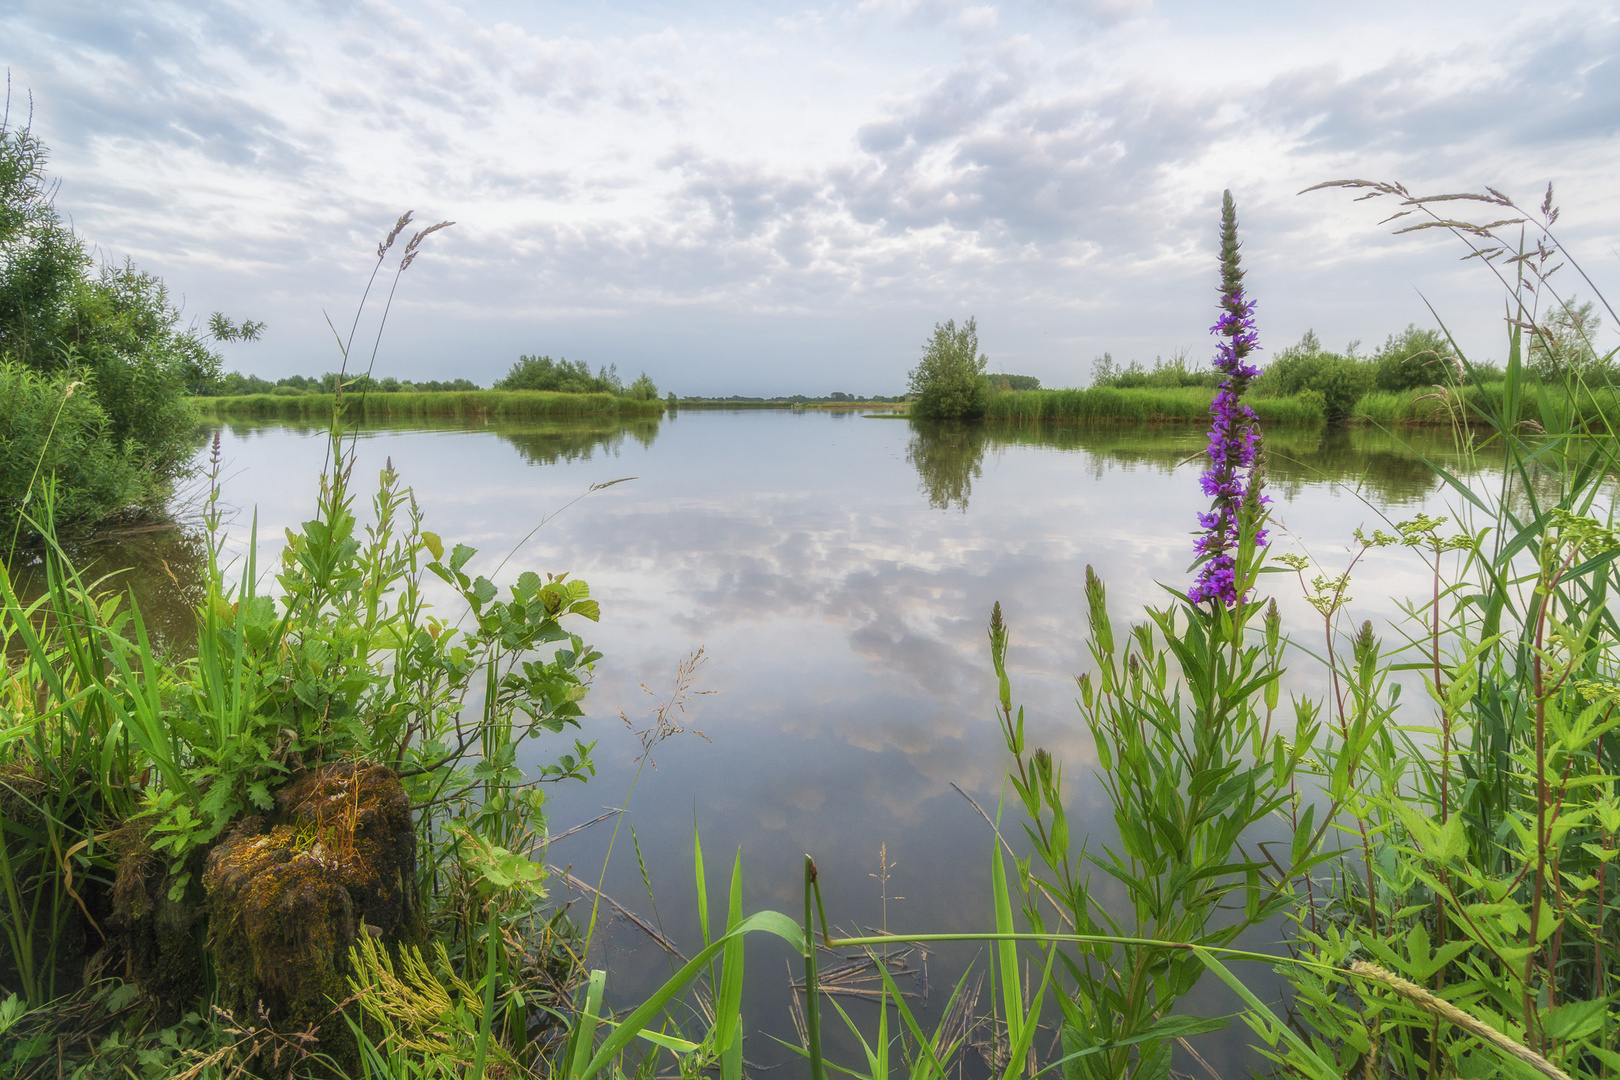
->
[2,0,1617,392]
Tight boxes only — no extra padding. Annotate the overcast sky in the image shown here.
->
[5,1,1618,395]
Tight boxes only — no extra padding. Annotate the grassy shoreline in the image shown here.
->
[978,383,1620,430]
[192,389,667,420]
[983,386,1326,425]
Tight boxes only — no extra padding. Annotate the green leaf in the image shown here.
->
[1541,997,1608,1041]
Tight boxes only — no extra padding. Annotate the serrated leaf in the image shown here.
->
[1541,997,1607,1041]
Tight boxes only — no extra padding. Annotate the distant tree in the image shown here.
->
[623,371,659,400]
[908,317,989,419]
[1251,330,1370,421]
[990,374,1041,391]
[214,371,276,395]
[1371,325,1457,391]
[1529,297,1607,382]
[496,355,620,394]
[1090,352,1117,386]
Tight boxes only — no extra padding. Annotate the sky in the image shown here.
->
[4,0,1618,395]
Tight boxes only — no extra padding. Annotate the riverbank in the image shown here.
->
[976,382,1620,430]
[192,389,667,420]
[982,386,1325,424]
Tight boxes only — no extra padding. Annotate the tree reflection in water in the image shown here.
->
[5,524,211,657]
[906,421,989,511]
[903,418,1499,512]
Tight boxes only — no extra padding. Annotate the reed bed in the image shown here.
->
[989,382,1620,432]
[1353,382,1620,431]
[983,386,1326,425]
[193,390,667,421]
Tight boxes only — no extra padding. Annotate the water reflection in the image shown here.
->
[5,524,210,656]
[903,420,1493,511]
[99,411,1519,1077]
[216,413,666,469]
[905,422,987,511]
[497,415,663,467]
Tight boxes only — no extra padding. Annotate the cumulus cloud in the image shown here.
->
[2,0,1616,391]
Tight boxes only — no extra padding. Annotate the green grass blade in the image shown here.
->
[578,910,804,1080]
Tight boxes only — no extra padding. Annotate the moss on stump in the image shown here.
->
[204,762,421,1071]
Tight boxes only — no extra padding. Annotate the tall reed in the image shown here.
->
[984,385,1326,425]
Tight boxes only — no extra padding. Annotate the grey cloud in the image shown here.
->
[1261,24,1620,164]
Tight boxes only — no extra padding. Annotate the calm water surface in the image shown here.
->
[115,410,1499,1073]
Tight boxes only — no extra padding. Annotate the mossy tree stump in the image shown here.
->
[204,762,422,1069]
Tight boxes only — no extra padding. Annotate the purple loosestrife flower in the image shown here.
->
[1189,191,1268,608]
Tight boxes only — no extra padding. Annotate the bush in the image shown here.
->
[1528,296,1610,382]
[1371,324,1456,391]
[1251,332,1372,421]
[495,354,620,394]
[1092,349,1223,390]
[623,370,659,400]
[1,104,216,535]
[0,361,141,538]
[908,317,989,419]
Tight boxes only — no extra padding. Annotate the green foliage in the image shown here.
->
[0,428,606,1080]
[1371,323,1456,391]
[0,363,142,539]
[1256,174,1620,1080]
[1090,349,1222,390]
[0,101,243,538]
[983,385,1325,425]
[988,372,1042,391]
[208,372,481,396]
[986,507,1318,1079]
[622,371,659,401]
[1528,296,1609,382]
[496,355,621,395]
[907,317,989,419]
[1249,332,1373,420]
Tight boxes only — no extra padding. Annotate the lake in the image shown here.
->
[82,409,1492,1074]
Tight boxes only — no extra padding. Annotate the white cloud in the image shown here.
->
[2,0,1616,393]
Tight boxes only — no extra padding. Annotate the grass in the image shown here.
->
[984,386,1326,425]
[1353,381,1620,432]
[192,390,667,421]
[986,381,1620,432]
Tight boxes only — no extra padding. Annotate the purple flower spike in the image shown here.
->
[1189,190,1267,608]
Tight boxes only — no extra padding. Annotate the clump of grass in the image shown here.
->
[984,386,1325,425]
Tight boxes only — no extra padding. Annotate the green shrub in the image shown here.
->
[1370,324,1455,391]
[623,371,659,400]
[908,317,989,419]
[1091,349,1223,390]
[0,361,141,541]
[495,354,621,394]
[1,106,215,535]
[1251,333,1372,420]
